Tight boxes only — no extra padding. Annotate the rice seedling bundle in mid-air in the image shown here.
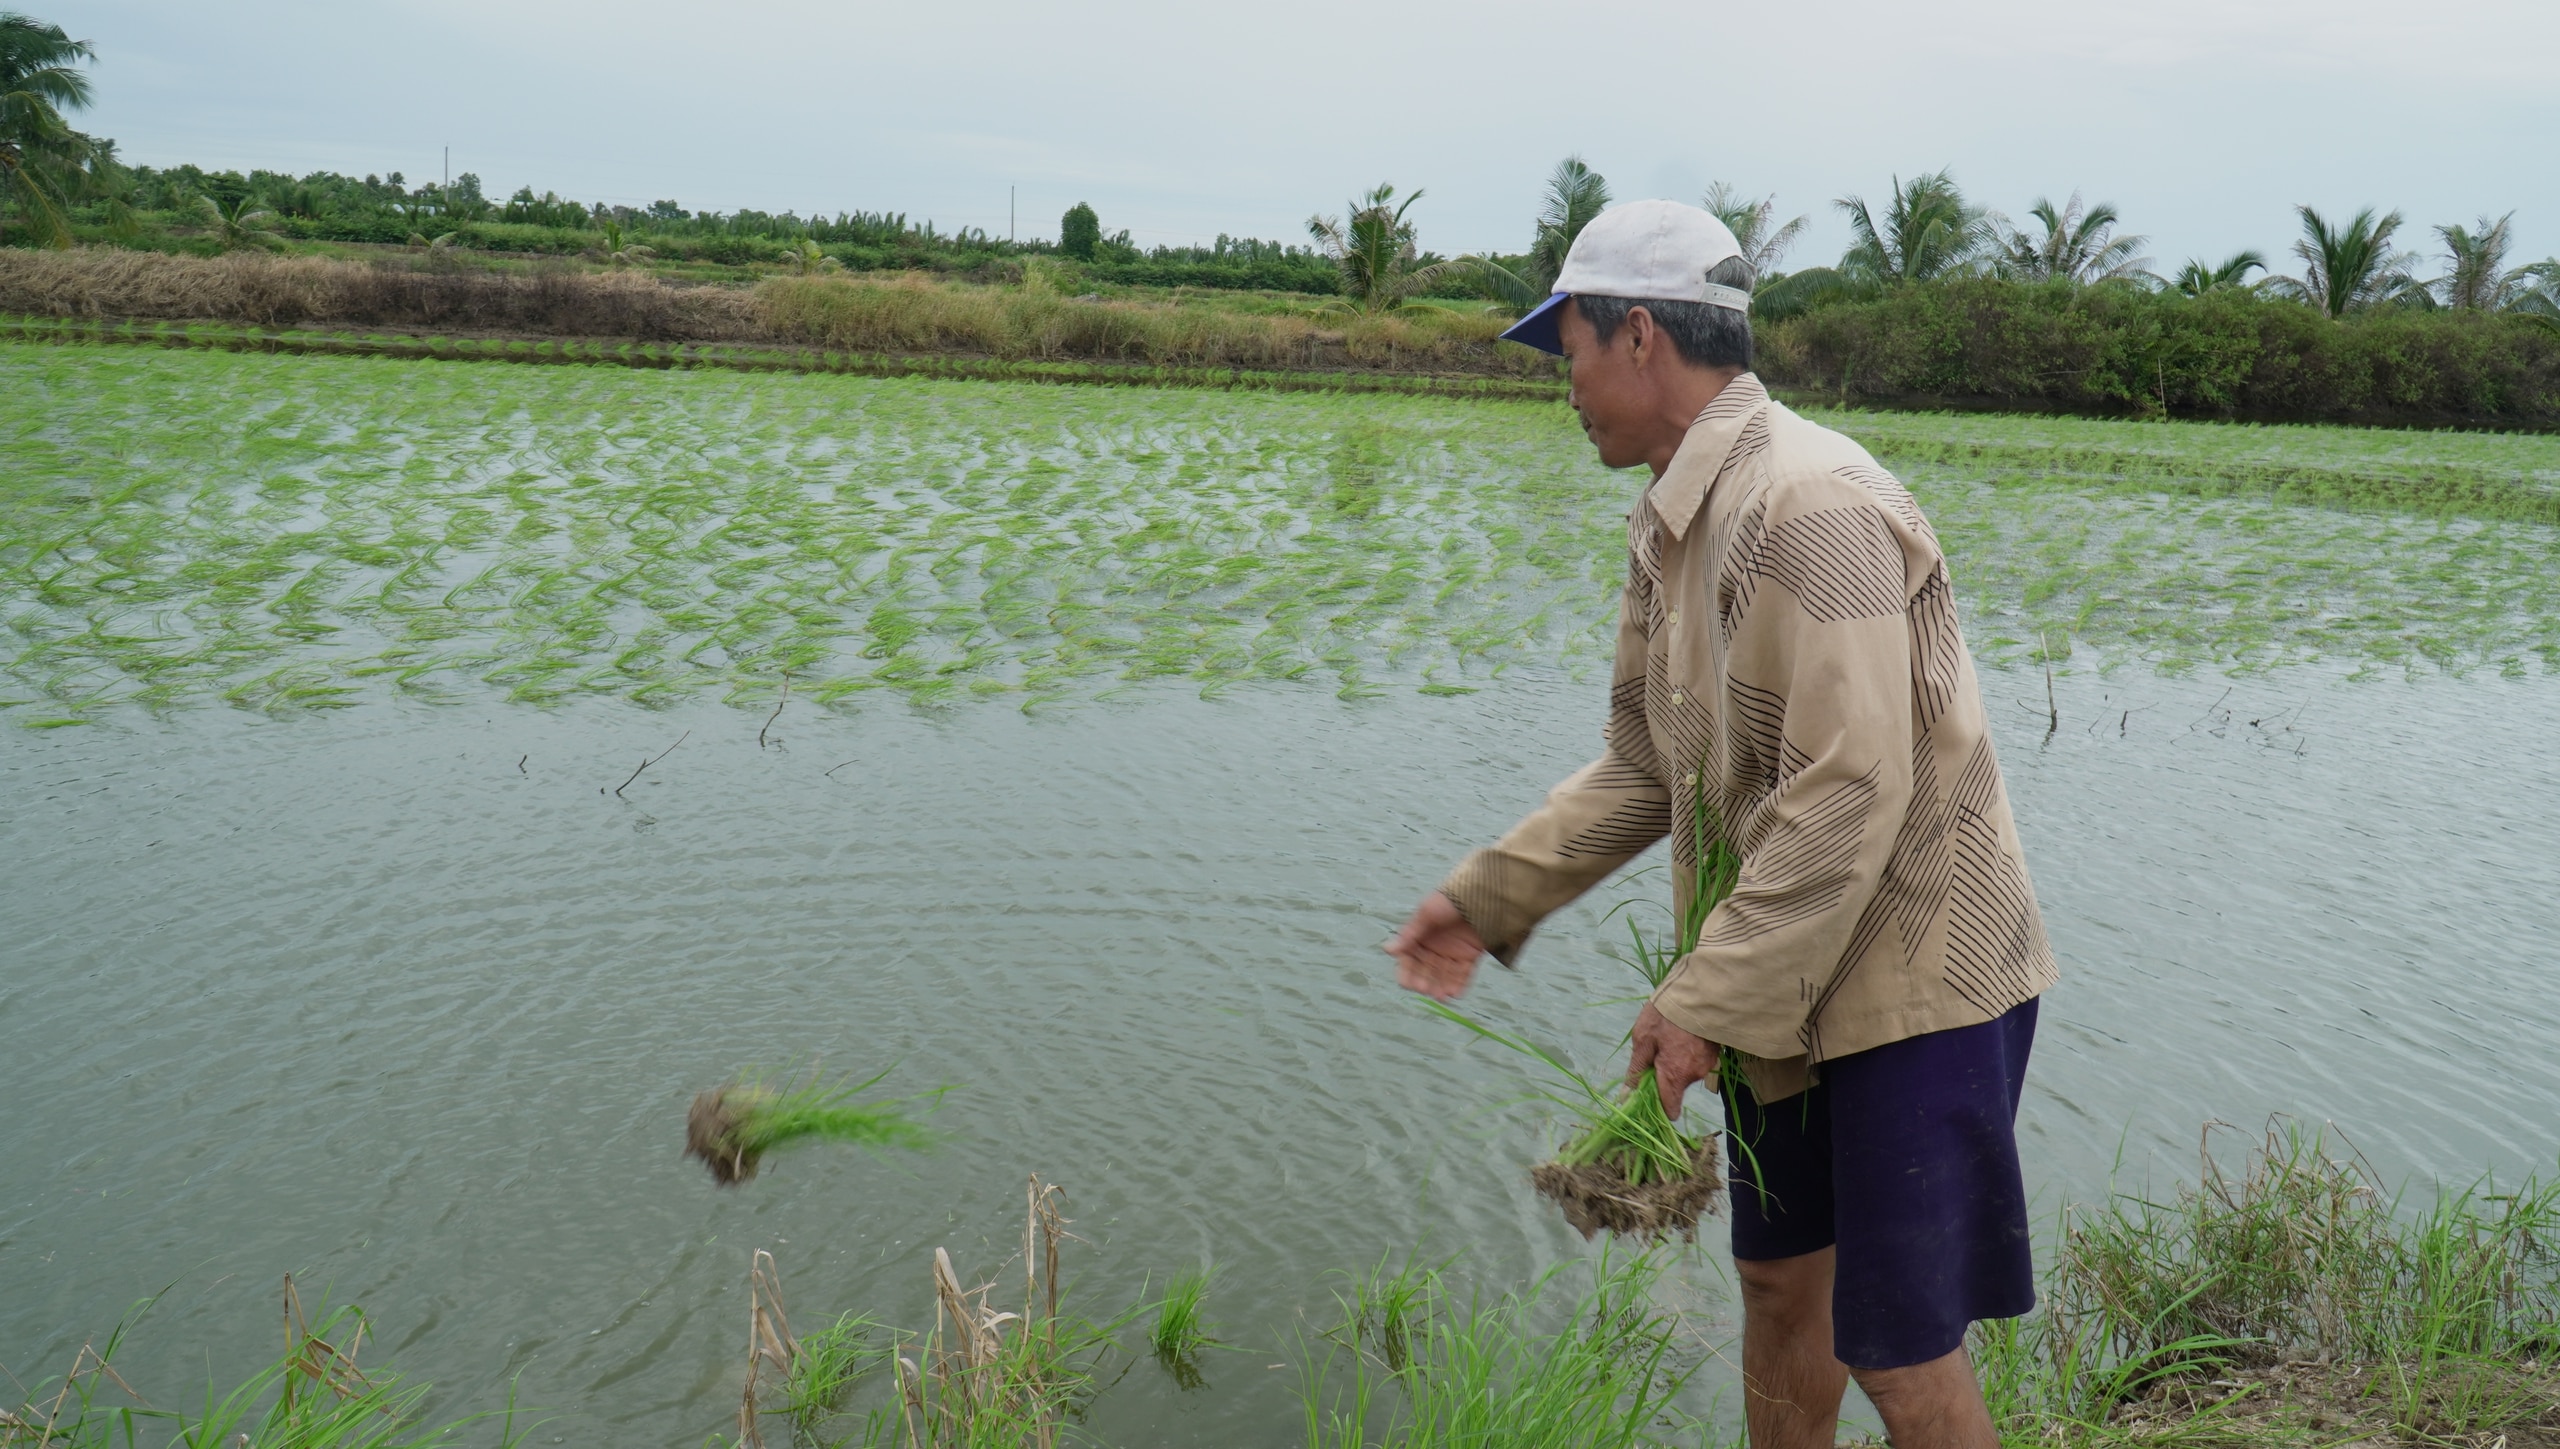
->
[685,1067,948,1186]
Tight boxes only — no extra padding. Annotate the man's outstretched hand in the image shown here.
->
[1625,1001,1719,1120]
[1386,891,1486,1001]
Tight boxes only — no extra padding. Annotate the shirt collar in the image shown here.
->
[1646,372,1769,541]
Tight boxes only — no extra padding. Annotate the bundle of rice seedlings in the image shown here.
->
[685,1066,948,1186]
[1148,1265,1217,1388]
[1425,1002,1721,1242]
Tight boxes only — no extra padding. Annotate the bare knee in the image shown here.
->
[1851,1346,1995,1449]
[1736,1247,1833,1325]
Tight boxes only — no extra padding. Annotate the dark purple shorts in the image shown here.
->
[1724,997,2039,1370]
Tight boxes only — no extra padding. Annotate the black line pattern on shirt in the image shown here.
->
[1444,851,1532,960]
[1717,499,1770,644]
[1606,675,1661,778]
[1627,510,1664,636]
[1836,462,1933,545]
[1725,677,1786,802]
[1699,375,1765,424]
[1703,764,1879,946]
[1764,506,1907,621]
[1817,736,1942,1030]
[1557,757,1674,861]
[1726,407,1772,474]
[1649,674,1713,788]
[1944,799,2050,1013]
[1908,568,1963,729]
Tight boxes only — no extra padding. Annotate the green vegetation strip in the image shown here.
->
[22,1128,2560,1446]
[5,343,2558,726]
[0,314,1570,401]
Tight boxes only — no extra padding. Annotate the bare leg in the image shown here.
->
[1852,1346,1997,1449]
[1736,1248,1850,1449]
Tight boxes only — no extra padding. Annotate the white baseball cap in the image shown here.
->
[1499,199,1750,355]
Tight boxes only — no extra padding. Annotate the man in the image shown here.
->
[1385,200,2056,1449]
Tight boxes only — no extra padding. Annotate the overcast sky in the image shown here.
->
[55,0,2560,277]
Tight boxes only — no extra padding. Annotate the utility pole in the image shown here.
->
[443,146,449,189]
[1009,185,1015,243]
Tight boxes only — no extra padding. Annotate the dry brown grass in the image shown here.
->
[0,248,762,339]
[0,248,1557,376]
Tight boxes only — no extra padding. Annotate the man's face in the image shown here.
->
[1558,300,1650,470]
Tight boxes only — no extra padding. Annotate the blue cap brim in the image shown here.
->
[1497,292,1572,355]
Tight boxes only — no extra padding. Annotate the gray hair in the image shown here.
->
[1574,255,1757,370]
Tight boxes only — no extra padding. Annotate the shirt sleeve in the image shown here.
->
[1436,559,1671,964]
[1649,479,1919,1060]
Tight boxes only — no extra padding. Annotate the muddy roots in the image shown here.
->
[686,1088,763,1186]
[1530,1140,1723,1243]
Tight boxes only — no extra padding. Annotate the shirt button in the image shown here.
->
[1683,772,1698,789]
[1667,608,1680,626]
[1669,689,1684,705]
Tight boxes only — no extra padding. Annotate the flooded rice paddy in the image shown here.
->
[4,346,2559,1444]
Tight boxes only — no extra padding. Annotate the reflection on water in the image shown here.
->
[4,664,2556,1444]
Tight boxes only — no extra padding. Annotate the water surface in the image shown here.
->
[6,662,2557,1443]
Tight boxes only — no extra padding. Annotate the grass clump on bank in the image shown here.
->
[685,1067,949,1186]
[5,1276,529,1449]
[1297,1252,1701,1449]
[1975,1121,2560,1445]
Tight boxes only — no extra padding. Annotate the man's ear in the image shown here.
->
[1625,306,1654,370]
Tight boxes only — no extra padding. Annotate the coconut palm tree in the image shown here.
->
[2173,251,2267,296]
[0,11,99,248]
[194,192,283,250]
[1527,156,1610,283]
[1995,193,2154,284]
[2270,205,2421,317]
[779,237,842,276]
[1460,156,1611,312]
[76,132,138,241]
[2433,214,2532,311]
[597,218,655,267]
[1703,181,1807,274]
[1835,170,1991,285]
[1307,182,1454,313]
[2515,261,2560,322]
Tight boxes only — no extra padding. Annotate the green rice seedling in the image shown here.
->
[9,343,2560,725]
[1147,1265,1218,1388]
[684,1065,951,1186]
[1422,1002,1717,1241]
[780,1312,894,1442]
[7,1276,532,1449]
[1297,1251,1703,1449]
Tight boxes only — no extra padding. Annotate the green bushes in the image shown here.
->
[752,273,1545,374]
[1760,278,2560,427]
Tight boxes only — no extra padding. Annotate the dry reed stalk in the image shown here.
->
[278,1273,381,1419]
[737,1249,799,1449]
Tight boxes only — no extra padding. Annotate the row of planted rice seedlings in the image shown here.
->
[0,346,1633,721]
[8,344,2560,725]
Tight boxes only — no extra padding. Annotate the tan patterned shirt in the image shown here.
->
[1440,373,2057,1101]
